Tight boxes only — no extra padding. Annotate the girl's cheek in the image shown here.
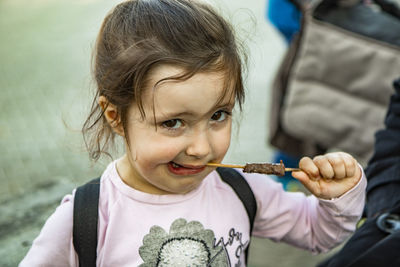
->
[136,138,181,160]
[216,128,231,151]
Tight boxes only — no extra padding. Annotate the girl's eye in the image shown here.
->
[162,119,183,129]
[211,110,229,122]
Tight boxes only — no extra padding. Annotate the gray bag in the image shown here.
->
[269,0,400,165]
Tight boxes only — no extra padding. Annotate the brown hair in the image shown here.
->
[83,0,247,161]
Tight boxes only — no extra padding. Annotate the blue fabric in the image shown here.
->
[267,0,302,190]
[267,0,301,43]
[272,151,301,190]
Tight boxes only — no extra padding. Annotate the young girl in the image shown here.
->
[20,0,366,266]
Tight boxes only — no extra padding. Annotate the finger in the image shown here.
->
[299,157,320,181]
[291,170,309,184]
[291,171,319,196]
[327,153,346,179]
[313,155,334,180]
[339,152,356,178]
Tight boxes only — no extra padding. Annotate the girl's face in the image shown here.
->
[117,65,234,195]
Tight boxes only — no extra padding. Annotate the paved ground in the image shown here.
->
[0,0,340,266]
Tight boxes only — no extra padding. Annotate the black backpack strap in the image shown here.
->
[216,167,257,264]
[73,177,101,267]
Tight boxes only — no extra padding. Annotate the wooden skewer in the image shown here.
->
[206,162,301,172]
[284,167,301,172]
[206,162,245,168]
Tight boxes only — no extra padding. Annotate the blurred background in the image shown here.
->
[0,0,340,266]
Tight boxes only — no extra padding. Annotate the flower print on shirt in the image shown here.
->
[139,218,229,266]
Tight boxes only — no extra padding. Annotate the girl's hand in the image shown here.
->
[291,152,362,199]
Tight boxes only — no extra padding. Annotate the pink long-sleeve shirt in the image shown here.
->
[20,160,366,266]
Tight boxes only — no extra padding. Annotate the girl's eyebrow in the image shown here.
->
[213,100,235,110]
[154,100,235,120]
[157,111,195,119]
[155,104,234,120]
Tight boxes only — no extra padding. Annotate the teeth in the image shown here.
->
[172,162,180,168]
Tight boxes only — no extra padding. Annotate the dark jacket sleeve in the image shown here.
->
[365,78,400,218]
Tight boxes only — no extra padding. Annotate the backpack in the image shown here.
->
[269,0,400,165]
[317,201,400,267]
[317,77,400,266]
[72,167,257,267]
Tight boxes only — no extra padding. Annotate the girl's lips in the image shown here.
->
[167,162,206,175]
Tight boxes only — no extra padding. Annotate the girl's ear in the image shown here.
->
[98,96,125,136]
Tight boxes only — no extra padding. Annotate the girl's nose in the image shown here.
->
[185,130,212,159]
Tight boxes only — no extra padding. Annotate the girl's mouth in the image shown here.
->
[167,162,206,175]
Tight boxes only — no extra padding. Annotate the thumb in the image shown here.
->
[291,171,310,184]
[291,171,324,198]
[291,171,321,192]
